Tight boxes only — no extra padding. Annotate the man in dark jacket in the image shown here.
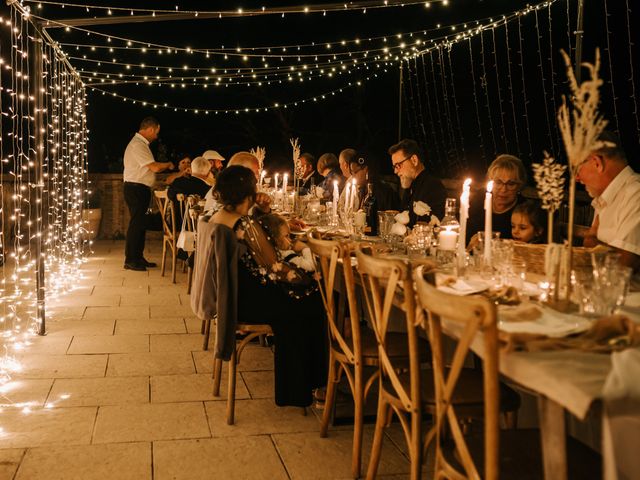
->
[388,139,447,225]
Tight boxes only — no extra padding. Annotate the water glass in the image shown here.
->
[377,210,397,241]
[572,268,620,317]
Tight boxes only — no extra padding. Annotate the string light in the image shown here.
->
[624,0,640,140]
[25,0,451,18]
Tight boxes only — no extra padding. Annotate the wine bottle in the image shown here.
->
[362,182,378,235]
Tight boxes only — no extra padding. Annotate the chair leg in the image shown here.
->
[320,354,338,438]
[202,317,211,351]
[258,334,266,347]
[200,318,206,334]
[171,246,177,283]
[226,347,237,425]
[187,266,193,294]
[160,240,167,276]
[365,395,388,480]
[410,411,423,480]
[351,365,364,479]
[212,357,223,396]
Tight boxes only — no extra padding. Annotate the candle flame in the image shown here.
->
[487,180,494,193]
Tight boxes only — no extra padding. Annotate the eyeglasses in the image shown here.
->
[392,155,412,171]
[493,179,521,191]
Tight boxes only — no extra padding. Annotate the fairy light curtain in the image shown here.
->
[0,3,88,385]
[403,0,640,176]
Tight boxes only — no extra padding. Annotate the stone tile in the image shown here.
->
[122,276,174,288]
[150,304,194,318]
[150,334,203,352]
[151,373,249,403]
[106,352,194,376]
[115,318,186,335]
[120,294,181,306]
[68,335,149,354]
[46,306,87,322]
[178,293,192,306]
[273,429,410,479]
[204,399,318,437]
[92,285,148,296]
[50,295,120,307]
[241,371,274,399]
[93,403,210,443]
[91,277,125,287]
[0,379,53,406]
[0,449,24,480]
[65,285,95,295]
[21,336,72,355]
[84,306,149,321]
[16,442,151,480]
[149,286,186,297]
[14,354,108,379]
[185,317,206,334]
[191,346,272,375]
[46,319,115,336]
[153,437,288,480]
[0,407,97,449]
[48,377,149,407]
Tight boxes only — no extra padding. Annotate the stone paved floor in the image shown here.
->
[0,240,417,479]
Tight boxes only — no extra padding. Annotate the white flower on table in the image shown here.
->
[413,201,431,217]
[394,210,410,225]
[429,216,440,227]
[315,186,325,199]
[390,222,407,236]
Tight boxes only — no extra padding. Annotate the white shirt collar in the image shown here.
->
[593,165,634,210]
[134,132,150,145]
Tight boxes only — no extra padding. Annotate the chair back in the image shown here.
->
[413,265,499,480]
[354,246,422,413]
[154,189,176,241]
[307,234,361,365]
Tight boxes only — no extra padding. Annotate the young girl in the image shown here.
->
[259,213,315,272]
[511,201,546,243]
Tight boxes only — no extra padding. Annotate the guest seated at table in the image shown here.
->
[339,148,357,180]
[343,154,399,212]
[388,139,447,225]
[168,156,214,204]
[511,201,545,244]
[577,131,640,273]
[193,166,326,407]
[259,213,315,272]
[467,154,527,244]
[202,149,225,181]
[317,152,345,201]
[298,153,323,195]
[165,154,191,185]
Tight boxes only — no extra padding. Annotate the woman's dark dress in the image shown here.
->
[234,219,327,407]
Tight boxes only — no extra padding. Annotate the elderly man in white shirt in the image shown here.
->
[577,131,640,273]
[123,116,174,271]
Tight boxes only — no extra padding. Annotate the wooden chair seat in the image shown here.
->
[459,429,601,480]
[333,328,430,366]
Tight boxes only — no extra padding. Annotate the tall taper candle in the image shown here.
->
[333,180,339,219]
[484,180,494,265]
[458,178,471,261]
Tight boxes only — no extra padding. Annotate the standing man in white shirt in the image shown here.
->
[123,117,174,271]
[577,131,640,273]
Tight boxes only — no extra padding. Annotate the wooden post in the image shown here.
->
[398,62,404,142]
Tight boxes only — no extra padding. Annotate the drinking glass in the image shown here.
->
[377,210,397,241]
[572,268,619,317]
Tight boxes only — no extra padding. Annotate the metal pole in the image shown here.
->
[574,0,585,84]
[31,34,47,336]
[398,62,404,141]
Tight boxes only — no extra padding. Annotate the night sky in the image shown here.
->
[4,0,639,179]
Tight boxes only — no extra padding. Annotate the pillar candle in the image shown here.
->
[259,170,266,191]
[439,227,458,251]
[333,180,339,219]
[274,173,279,192]
[484,180,494,265]
[350,178,358,211]
[282,173,289,210]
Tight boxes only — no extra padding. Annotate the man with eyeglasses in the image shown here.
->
[577,131,640,272]
[388,139,447,225]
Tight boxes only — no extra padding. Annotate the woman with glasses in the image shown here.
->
[467,154,528,243]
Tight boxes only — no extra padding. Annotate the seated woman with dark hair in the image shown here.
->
[316,152,345,201]
[191,165,326,407]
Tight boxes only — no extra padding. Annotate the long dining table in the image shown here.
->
[319,233,639,480]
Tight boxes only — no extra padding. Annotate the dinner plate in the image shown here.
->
[437,278,490,296]
[498,305,591,338]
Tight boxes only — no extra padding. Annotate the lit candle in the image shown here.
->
[274,173,280,191]
[458,178,471,261]
[350,178,358,211]
[484,180,494,265]
[333,180,339,219]
[343,181,351,214]
[282,173,289,210]
[259,170,266,191]
[439,226,458,251]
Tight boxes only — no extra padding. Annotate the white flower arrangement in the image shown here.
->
[395,210,410,225]
[533,152,566,243]
[389,210,410,237]
[413,201,431,217]
[290,138,304,178]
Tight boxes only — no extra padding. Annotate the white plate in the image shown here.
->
[437,278,490,296]
[498,306,591,338]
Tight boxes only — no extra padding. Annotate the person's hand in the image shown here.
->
[166,162,175,171]
[292,240,306,253]
[583,235,599,248]
[466,232,480,252]
[288,218,306,232]
[254,192,272,213]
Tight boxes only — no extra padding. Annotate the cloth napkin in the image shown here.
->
[499,315,640,353]
[602,349,640,480]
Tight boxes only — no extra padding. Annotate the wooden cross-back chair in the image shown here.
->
[355,246,433,480]
[307,234,387,478]
[414,264,500,480]
[175,193,197,293]
[154,189,177,283]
